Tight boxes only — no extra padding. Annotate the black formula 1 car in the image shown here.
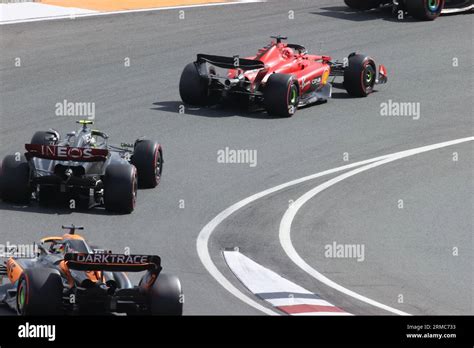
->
[180,36,387,117]
[0,225,183,315]
[344,0,473,20]
[0,120,163,213]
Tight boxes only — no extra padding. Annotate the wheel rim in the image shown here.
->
[363,65,375,88]
[155,154,161,183]
[132,173,137,207]
[17,281,26,313]
[288,85,298,106]
[427,0,440,12]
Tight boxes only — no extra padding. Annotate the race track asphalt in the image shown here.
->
[0,0,472,315]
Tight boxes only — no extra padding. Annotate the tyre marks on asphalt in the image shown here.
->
[223,251,351,315]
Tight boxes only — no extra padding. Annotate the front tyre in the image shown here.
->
[406,0,444,20]
[131,140,162,188]
[344,54,377,97]
[264,74,299,117]
[17,268,64,315]
[104,164,137,214]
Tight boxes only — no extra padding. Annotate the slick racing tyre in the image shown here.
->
[406,0,444,20]
[264,73,299,117]
[0,155,31,204]
[148,273,183,316]
[344,0,381,10]
[179,62,217,106]
[30,130,59,145]
[344,54,377,97]
[104,164,137,214]
[17,268,64,315]
[131,140,162,188]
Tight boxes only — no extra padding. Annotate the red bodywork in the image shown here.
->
[227,40,332,95]
[25,144,108,162]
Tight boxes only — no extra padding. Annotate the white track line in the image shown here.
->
[197,136,473,315]
[0,0,264,25]
[197,155,395,315]
[279,136,473,316]
[442,5,474,14]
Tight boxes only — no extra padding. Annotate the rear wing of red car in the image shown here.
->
[25,144,108,162]
[65,253,162,273]
[197,54,265,71]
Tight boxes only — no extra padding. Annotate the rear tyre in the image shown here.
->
[344,54,377,97]
[0,155,31,204]
[263,73,299,117]
[149,274,183,316]
[344,0,381,10]
[131,140,162,188]
[406,0,444,20]
[179,62,217,106]
[103,164,137,214]
[17,268,64,315]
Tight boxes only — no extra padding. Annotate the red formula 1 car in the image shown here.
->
[179,36,387,117]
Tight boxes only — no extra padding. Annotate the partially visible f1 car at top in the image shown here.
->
[0,225,183,315]
[344,0,473,21]
[179,36,387,117]
[0,120,163,213]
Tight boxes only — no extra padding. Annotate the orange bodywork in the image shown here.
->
[59,260,102,288]
[41,233,86,244]
[6,258,23,283]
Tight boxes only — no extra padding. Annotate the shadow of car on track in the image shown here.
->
[152,99,346,118]
[0,200,125,216]
[151,101,285,119]
[329,82,380,99]
[311,5,420,22]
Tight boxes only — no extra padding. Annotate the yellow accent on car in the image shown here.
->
[322,69,330,85]
[77,120,94,125]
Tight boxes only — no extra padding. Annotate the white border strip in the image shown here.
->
[0,0,265,25]
[223,250,350,315]
[197,136,473,315]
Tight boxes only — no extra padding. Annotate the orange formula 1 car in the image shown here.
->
[0,225,182,315]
